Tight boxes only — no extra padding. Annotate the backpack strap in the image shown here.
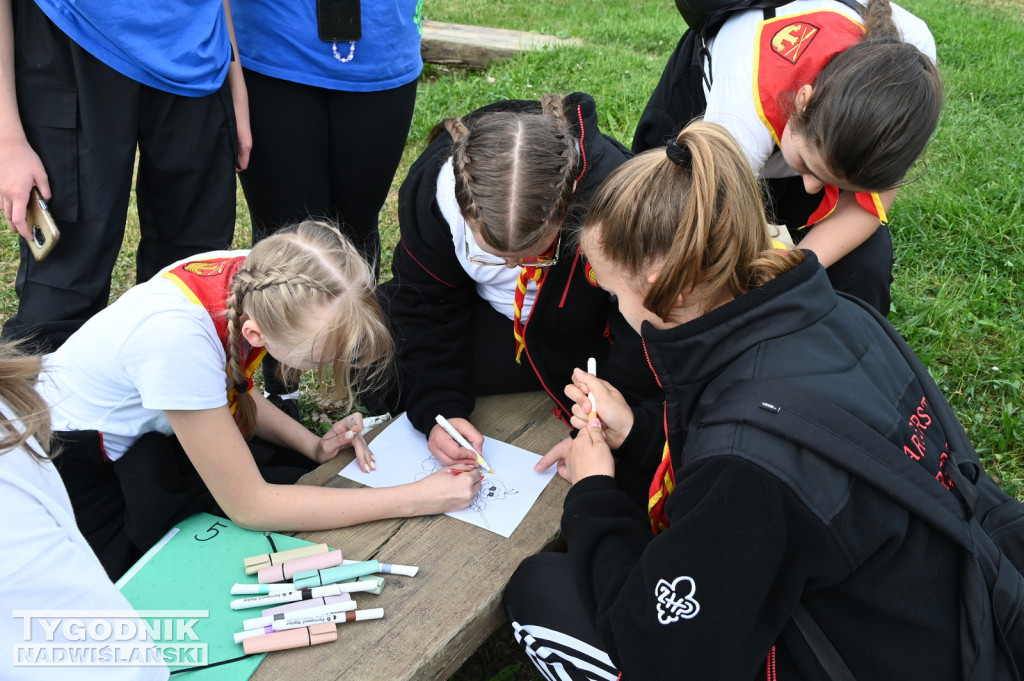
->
[700,377,974,549]
[792,605,858,681]
[837,293,984,514]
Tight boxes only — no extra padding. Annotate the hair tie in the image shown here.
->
[234,379,251,395]
[665,138,692,169]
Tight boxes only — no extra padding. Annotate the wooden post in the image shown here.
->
[421,20,582,69]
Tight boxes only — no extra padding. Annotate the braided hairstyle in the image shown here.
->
[582,122,804,320]
[225,220,393,437]
[444,94,580,253]
[788,0,942,190]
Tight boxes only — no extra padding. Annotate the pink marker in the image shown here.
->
[258,550,344,584]
[241,623,337,654]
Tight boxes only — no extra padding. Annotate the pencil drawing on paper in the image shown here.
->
[337,412,557,538]
[415,458,520,528]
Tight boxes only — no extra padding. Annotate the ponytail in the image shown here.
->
[583,122,804,320]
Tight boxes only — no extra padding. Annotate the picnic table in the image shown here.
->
[249,391,570,681]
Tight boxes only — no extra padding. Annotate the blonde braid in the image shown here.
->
[241,220,394,413]
[224,282,258,438]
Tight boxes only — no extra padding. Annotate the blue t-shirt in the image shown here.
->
[232,0,423,92]
[33,0,231,97]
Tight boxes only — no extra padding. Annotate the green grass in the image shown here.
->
[2,0,1022,678]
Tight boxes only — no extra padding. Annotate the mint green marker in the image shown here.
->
[292,560,418,590]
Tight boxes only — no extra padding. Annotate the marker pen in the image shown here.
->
[244,543,329,575]
[586,357,598,419]
[229,581,377,610]
[234,609,383,645]
[243,601,357,630]
[261,593,352,617]
[362,413,391,430]
[257,550,344,584]
[241,622,337,654]
[343,574,385,595]
[230,583,296,596]
[434,414,494,473]
[292,560,418,590]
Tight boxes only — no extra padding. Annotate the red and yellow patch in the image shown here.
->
[769,22,819,64]
[183,260,230,277]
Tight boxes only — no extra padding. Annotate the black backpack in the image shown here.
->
[633,0,862,152]
[695,295,1024,680]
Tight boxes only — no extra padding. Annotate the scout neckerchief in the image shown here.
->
[162,257,267,416]
[648,442,677,533]
[512,238,560,363]
[753,9,888,227]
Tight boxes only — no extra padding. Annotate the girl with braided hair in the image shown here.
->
[633,0,942,316]
[37,220,482,579]
[372,93,661,484]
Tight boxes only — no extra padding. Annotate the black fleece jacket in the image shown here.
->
[383,93,659,436]
[563,256,962,680]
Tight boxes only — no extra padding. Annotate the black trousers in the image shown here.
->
[504,552,621,681]
[633,28,894,316]
[53,430,316,580]
[239,69,417,394]
[3,0,238,353]
[364,288,544,417]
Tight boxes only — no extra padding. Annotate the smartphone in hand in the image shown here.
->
[25,187,60,261]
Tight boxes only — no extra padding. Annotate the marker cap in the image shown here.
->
[258,550,344,584]
[243,544,330,575]
[292,560,380,590]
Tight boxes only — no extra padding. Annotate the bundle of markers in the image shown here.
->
[229,543,418,654]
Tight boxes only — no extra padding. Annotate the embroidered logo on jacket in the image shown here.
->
[654,576,700,624]
[770,22,820,64]
[183,260,228,277]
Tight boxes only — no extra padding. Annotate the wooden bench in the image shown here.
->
[421,20,583,69]
[250,391,570,681]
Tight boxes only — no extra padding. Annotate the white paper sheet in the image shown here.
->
[338,413,557,538]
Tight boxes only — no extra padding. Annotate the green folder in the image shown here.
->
[116,513,315,680]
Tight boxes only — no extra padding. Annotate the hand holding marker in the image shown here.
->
[435,414,494,473]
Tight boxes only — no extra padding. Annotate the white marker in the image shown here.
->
[586,357,598,418]
[362,413,391,431]
[229,580,380,610]
[230,583,297,596]
[233,608,384,644]
[243,601,358,630]
[435,414,493,473]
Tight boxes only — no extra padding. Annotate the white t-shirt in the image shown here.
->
[703,0,937,178]
[0,416,167,680]
[436,159,538,321]
[36,251,245,461]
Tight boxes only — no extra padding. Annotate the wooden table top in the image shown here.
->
[249,392,570,681]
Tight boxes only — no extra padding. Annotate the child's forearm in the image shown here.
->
[230,482,426,531]
[252,390,320,460]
